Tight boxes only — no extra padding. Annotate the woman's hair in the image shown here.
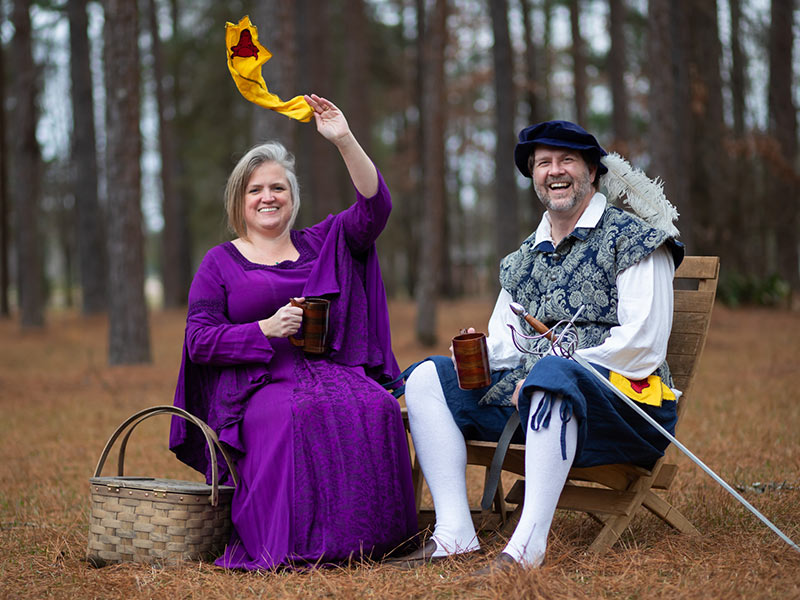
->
[224,141,301,239]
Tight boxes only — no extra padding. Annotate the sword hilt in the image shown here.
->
[509,302,554,341]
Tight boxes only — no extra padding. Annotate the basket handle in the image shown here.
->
[92,405,239,506]
[115,407,240,488]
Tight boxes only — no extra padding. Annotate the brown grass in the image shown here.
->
[1,301,799,599]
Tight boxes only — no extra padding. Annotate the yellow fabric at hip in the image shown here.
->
[608,371,677,407]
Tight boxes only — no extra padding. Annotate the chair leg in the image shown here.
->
[500,503,523,537]
[585,478,656,553]
[586,513,636,553]
[411,453,424,515]
[642,491,699,535]
[483,468,508,523]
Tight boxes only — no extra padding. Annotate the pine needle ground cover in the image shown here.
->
[1,302,798,599]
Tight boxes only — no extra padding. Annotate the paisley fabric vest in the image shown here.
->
[480,205,676,406]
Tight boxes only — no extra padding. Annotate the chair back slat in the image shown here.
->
[674,255,720,280]
[668,256,720,418]
[674,289,716,313]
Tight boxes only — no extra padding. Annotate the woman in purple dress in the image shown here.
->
[169,95,417,570]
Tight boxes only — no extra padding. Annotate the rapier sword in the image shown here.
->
[509,301,799,553]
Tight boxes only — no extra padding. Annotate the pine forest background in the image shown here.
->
[1,0,799,363]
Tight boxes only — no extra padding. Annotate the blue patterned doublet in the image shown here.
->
[481,205,682,407]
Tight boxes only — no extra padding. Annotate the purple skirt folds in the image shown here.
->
[217,339,417,570]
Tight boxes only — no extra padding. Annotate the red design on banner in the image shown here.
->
[230,29,258,59]
[630,379,650,394]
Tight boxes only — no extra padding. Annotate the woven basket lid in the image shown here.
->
[89,476,235,495]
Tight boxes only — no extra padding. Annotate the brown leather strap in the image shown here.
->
[480,411,521,511]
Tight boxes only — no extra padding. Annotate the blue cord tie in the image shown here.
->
[530,392,573,460]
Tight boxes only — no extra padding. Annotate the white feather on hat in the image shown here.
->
[600,152,680,238]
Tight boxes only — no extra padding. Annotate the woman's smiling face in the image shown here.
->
[243,161,294,237]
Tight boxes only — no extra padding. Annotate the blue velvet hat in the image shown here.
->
[514,120,608,178]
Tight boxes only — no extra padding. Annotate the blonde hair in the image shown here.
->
[224,142,301,239]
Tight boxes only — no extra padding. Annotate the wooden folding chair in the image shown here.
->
[404,255,720,552]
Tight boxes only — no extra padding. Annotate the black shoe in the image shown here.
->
[464,552,518,577]
[385,538,480,569]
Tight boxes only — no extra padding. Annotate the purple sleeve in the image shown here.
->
[303,168,392,253]
[185,250,275,366]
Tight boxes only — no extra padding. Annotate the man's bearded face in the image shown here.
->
[530,147,596,214]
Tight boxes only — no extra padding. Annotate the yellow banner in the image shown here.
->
[225,16,312,122]
[608,371,677,407]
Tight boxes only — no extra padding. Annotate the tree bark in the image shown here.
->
[767,0,799,293]
[607,0,630,152]
[518,0,544,233]
[68,0,107,315]
[345,0,372,157]
[686,0,727,258]
[490,0,519,267]
[11,0,44,328]
[519,0,544,124]
[0,32,9,317]
[296,0,339,224]
[147,0,189,307]
[726,0,752,275]
[104,0,151,364]
[729,0,746,139]
[251,0,294,147]
[542,0,554,110]
[647,0,693,250]
[568,0,587,125]
[415,0,447,346]
[167,0,192,295]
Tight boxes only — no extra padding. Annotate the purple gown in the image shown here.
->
[169,171,417,570]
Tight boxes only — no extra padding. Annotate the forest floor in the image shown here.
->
[0,300,799,599]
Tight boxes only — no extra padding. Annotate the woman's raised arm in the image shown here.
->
[304,94,378,198]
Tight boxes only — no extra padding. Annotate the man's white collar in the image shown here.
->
[534,192,607,245]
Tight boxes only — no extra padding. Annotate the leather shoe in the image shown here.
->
[385,538,479,569]
[464,551,517,577]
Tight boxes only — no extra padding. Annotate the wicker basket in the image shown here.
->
[87,405,238,567]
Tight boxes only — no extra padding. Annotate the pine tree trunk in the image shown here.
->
[518,0,544,234]
[104,0,151,364]
[519,0,544,124]
[729,0,746,139]
[11,0,44,328]
[68,0,107,315]
[296,0,339,223]
[251,0,294,148]
[147,0,188,308]
[345,0,372,156]
[687,0,728,259]
[727,0,754,276]
[767,0,799,294]
[568,0,587,125]
[490,0,519,268]
[167,0,192,297]
[415,0,447,346]
[542,0,554,108]
[607,0,630,151]
[647,0,693,250]
[0,34,9,317]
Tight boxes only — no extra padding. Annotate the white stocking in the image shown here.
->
[404,361,480,556]
[503,390,577,566]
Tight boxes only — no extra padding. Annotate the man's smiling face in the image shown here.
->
[530,146,597,215]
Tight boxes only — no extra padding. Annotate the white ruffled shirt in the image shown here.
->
[486,193,675,382]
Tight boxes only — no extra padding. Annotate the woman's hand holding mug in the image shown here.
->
[259,298,305,338]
